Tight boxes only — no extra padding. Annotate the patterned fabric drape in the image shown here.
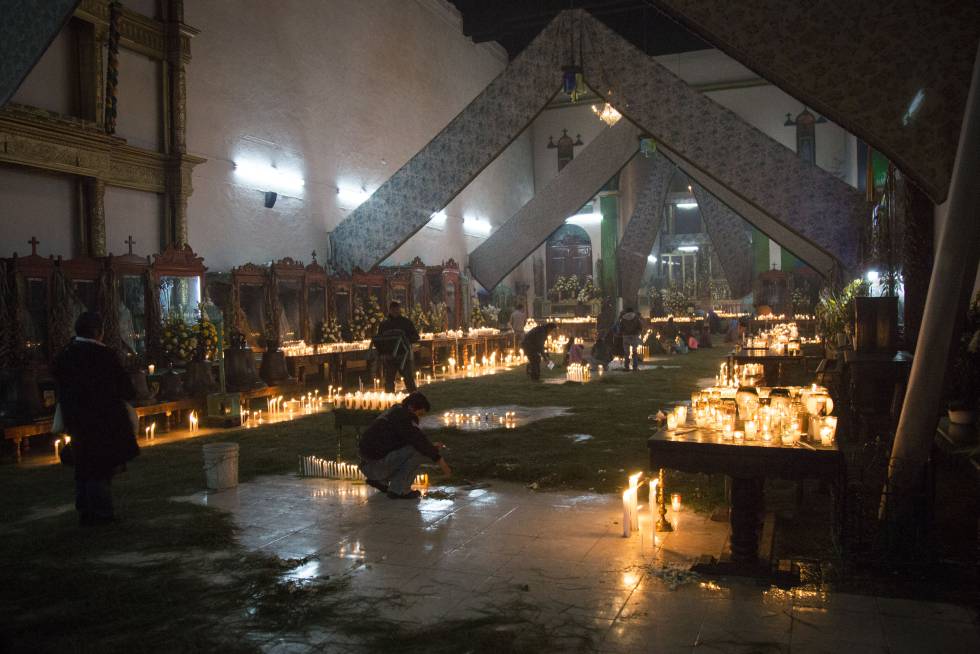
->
[0,263,16,367]
[0,0,79,107]
[143,269,161,364]
[103,0,122,133]
[48,264,74,357]
[264,268,282,343]
[652,0,980,203]
[97,266,121,354]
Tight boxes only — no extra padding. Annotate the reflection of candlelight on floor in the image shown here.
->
[671,493,682,512]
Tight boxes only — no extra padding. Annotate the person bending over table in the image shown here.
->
[521,322,557,381]
[374,301,420,393]
[358,392,451,499]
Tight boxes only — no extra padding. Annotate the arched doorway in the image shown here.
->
[546,224,592,291]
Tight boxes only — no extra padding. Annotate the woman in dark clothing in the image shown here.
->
[520,322,557,381]
[53,311,139,526]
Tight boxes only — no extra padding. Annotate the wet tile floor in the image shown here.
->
[184,477,979,653]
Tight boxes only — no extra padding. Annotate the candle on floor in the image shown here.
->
[622,490,632,538]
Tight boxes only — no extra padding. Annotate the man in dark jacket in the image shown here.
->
[53,311,139,526]
[358,392,450,499]
[520,322,557,381]
[617,308,644,371]
[373,301,421,393]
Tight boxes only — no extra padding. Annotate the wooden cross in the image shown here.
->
[126,235,136,255]
[28,236,39,256]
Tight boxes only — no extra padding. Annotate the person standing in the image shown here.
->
[53,311,139,526]
[617,307,644,371]
[374,301,420,393]
[358,392,451,499]
[509,303,527,350]
[521,322,557,381]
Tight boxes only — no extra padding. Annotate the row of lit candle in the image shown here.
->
[442,411,517,429]
[566,363,591,382]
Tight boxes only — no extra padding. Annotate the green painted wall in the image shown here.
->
[600,194,618,296]
[752,227,769,275]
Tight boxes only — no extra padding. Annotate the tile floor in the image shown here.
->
[185,476,980,653]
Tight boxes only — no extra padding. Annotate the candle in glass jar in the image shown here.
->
[734,430,744,442]
[674,405,687,424]
[147,364,155,375]
[666,413,678,430]
[744,420,757,440]
[819,425,834,446]
[671,493,682,512]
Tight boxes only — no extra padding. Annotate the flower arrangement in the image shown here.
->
[320,318,343,344]
[551,275,580,301]
[576,277,599,303]
[161,314,193,363]
[191,315,219,361]
[350,295,385,340]
[481,304,500,327]
[428,302,448,333]
[409,303,432,333]
[469,304,485,328]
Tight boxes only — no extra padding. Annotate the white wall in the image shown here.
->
[10,22,75,116]
[0,166,77,257]
[115,50,162,151]
[104,185,162,256]
[185,0,534,275]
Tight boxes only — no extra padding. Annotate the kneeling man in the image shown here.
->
[358,392,451,499]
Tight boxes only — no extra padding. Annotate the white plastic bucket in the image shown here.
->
[202,442,239,490]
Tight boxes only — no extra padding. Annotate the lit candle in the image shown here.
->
[622,490,632,538]
[819,425,834,446]
[733,430,744,442]
[147,364,155,375]
[745,420,757,440]
[666,413,678,430]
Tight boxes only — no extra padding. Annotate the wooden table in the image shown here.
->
[648,426,844,574]
[730,350,814,385]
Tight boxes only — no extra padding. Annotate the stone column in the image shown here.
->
[885,43,980,520]
[444,214,467,269]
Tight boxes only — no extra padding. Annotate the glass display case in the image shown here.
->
[62,256,102,314]
[9,242,54,363]
[305,256,328,342]
[152,245,207,326]
[231,263,269,349]
[272,257,305,342]
[329,276,353,328]
[109,244,152,360]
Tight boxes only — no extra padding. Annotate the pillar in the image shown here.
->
[600,193,619,298]
[884,44,980,520]
[164,0,189,245]
[85,178,107,257]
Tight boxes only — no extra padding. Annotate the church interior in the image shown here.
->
[1,1,979,651]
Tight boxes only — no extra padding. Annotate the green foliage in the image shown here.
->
[350,295,385,340]
[160,314,193,362]
[409,303,432,332]
[190,315,219,361]
[428,301,448,332]
[815,278,870,344]
[469,304,485,328]
[550,275,580,300]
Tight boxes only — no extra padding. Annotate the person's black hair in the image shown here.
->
[625,307,634,313]
[545,322,559,330]
[75,311,103,339]
[389,301,401,310]
[402,391,431,412]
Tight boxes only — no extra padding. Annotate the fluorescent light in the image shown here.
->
[675,202,698,210]
[647,255,657,263]
[429,211,447,226]
[337,184,372,208]
[234,160,305,195]
[566,211,603,226]
[678,245,699,252]
[866,270,880,283]
[463,216,492,237]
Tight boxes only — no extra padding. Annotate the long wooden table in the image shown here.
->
[648,426,844,575]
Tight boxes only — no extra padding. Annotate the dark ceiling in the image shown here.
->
[448,0,708,59]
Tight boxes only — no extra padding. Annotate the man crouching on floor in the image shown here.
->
[358,391,452,499]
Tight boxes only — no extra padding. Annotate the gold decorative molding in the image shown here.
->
[74,0,197,62]
[0,104,205,195]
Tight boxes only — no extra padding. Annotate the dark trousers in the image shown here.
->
[383,354,416,393]
[527,351,542,380]
[75,476,113,521]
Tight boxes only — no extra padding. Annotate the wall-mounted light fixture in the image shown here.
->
[647,254,657,263]
[565,211,603,226]
[678,245,699,252]
[234,160,305,198]
[463,216,492,237]
[337,184,373,208]
[675,201,698,210]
